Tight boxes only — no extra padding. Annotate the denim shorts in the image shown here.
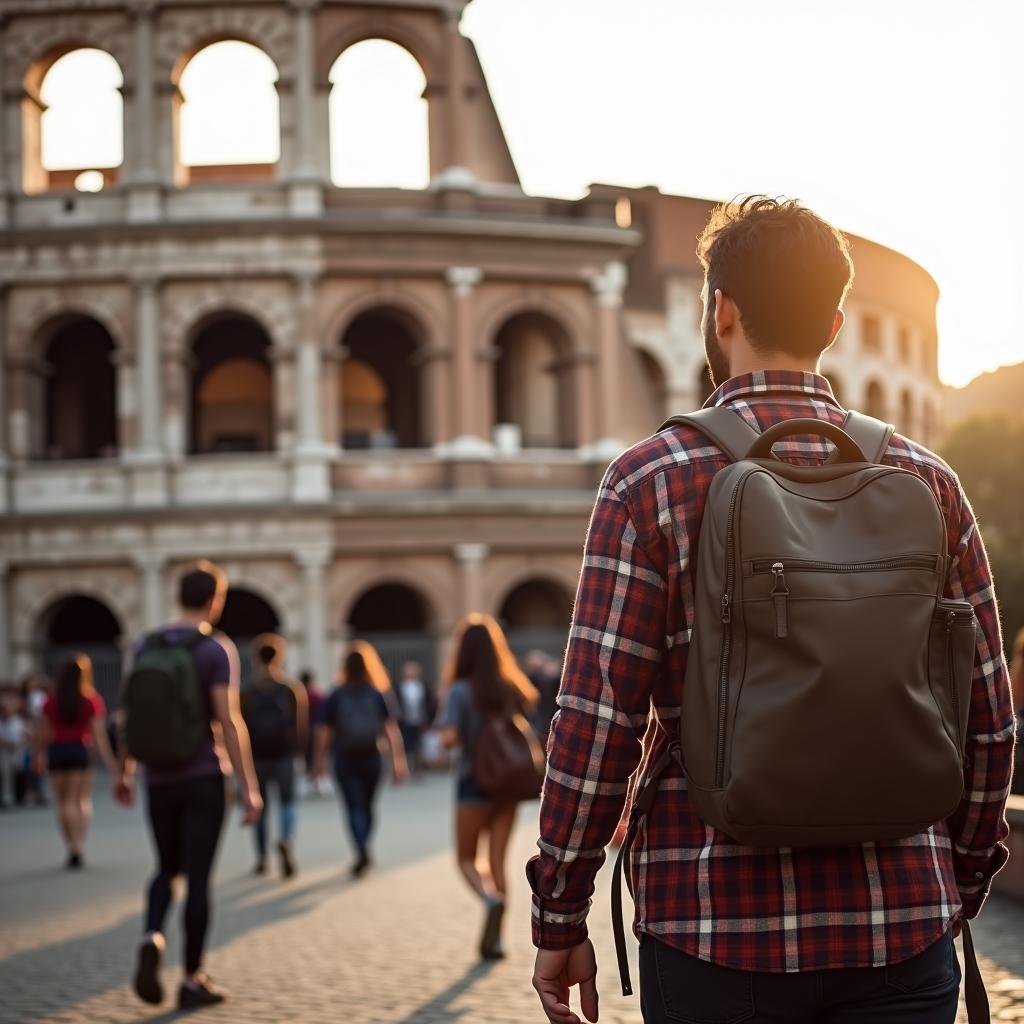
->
[456,773,493,806]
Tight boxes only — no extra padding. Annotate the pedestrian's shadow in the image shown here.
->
[394,960,499,1023]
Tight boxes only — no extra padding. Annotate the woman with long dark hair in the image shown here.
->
[437,614,539,959]
[312,641,408,876]
[36,654,117,867]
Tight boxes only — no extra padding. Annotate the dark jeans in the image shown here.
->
[145,774,226,974]
[334,752,382,855]
[254,756,296,858]
[639,933,960,1023]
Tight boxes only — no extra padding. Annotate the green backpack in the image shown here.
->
[122,631,206,769]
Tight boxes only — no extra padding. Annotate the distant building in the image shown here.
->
[0,0,943,702]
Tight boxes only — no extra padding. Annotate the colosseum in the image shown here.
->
[0,0,944,704]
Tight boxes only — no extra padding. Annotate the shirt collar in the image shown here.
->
[706,369,841,409]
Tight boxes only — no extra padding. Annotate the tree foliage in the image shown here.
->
[941,415,1024,653]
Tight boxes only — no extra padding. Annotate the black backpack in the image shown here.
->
[245,682,295,759]
[122,631,206,770]
[335,684,384,755]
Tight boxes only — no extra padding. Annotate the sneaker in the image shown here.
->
[479,896,505,959]
[253,858,267,876]
[178,973,226,1010]
[133,934,165,1005]
[277,840,296,879]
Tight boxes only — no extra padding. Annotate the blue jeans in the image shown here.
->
[334,752,382,855]
[253,756,296,858]
[639,933,960,1023]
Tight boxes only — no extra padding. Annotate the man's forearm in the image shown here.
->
[222,717,258,793]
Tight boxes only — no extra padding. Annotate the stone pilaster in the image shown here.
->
[126,275,168,505]
[135,552,165,630]
[444,267,490,456]
[0,16,11,226]
[0,560,9,676]
[296,547,331,682]
[291,272,330,501]
[287,0,326,215]
[454,542,489,617]
[590,261,628,459]
[126,0,162,221]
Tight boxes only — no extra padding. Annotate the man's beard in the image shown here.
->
[702,310,731,389]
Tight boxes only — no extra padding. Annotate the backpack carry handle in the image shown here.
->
[746,419,868,464]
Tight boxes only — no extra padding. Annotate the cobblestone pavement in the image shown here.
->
[1,774,1022,1023]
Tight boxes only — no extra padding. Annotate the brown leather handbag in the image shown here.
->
[472,711,545,802]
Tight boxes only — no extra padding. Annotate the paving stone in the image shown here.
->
[0,775,1021,1023]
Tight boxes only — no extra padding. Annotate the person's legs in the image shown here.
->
[49,771,76,853]
[359,754,382,853]
[455,802,496,900]
[180,775,227,978]
[276,757,297,877]
[72,769,94,855]
[815,933,960,1024]
[253,759,272,868]
[486,802,518,900]
[144,781,185,936]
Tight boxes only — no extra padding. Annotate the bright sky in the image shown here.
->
[40,2,1023,387]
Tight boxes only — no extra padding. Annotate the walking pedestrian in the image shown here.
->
[312,641,407,877]
[297,669,328,797]
[398,660,429,775]
[437,615,539,960]
[35,656,118,866]
[529,197,1015,1024]
[241,634,307,878]
[0,684,26,809]
[114,559,263,1010]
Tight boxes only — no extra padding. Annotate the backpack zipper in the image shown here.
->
[753,556,939,641]
[944,606,974,752]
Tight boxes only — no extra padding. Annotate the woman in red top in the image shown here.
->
[37,655,117,868]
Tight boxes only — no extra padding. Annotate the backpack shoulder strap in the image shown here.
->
[659,407,760,464]
[829,411,895,465]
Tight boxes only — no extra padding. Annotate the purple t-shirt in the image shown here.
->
[140,627,235,786]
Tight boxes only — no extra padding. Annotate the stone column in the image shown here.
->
[0,16,11,227]
[291,272,330,501]
[126,0,162,221]
[419,344,453,449]
[441,11,470,178]
[135,553,164,630]
[0,287,9,510]
[272,346,296,453]
[287,0,325,216]
[134,276,163,458]
[297,548,330,682]
[445,267,490,455]
[321,347,342,450]
[161,346,190,462]
[113,346,138,453]
[7,356,43,463]
[454,542,489,617]
[569,351,598,450]
[591,261,628,458]
[0,560,9,677]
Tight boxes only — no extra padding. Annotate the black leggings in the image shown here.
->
[145,774,226,974]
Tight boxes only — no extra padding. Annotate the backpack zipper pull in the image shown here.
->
[945,610,956,632]
[720,593,731,623]
[770,561,789,639]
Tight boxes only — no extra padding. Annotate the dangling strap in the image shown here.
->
[659,408,760,464]
[962,919,990,1023]
[611,744,683,997]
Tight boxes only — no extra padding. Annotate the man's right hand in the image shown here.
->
[533,940,599,1024]
[239,787,263,826]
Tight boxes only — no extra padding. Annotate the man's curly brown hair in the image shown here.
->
[697,195,855,359]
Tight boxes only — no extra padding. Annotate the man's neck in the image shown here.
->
[728,353,820,379]
[171,609,209,630]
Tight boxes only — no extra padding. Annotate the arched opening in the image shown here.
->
[190,314,274,454]
[23,48,123,194]
[864,379,887,421]
[693,362,717,408]
[329,39,429,189]
[494,313,575,449]
[175,40,280,186]
[899,389,915,438]
[347,582,435,688]
[38,594,123,709]
[339,310,424,449]
[499,579,573,662]
[217,587,281,687]
[34,316,118,461]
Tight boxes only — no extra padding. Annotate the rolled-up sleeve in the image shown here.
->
[527,466,666,949]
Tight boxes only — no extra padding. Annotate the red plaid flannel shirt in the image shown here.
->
[528,370,1015,972]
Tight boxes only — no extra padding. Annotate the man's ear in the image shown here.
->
[825,309,845,348]
[713,289,738,343]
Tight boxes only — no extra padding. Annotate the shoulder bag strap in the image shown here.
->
[962,919,990,1023]
[659,407,761,463]
[825,410,895,465]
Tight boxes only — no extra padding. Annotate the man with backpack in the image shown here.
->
[241,634,308,878]
[114,560,262,1010]
[529,197,1015,1024]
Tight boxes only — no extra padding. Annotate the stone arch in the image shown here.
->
[495,574,575,663]
[157,10,293,86]
[316,18,441,88]
[22,45,125,194]
[324,289,443,356]
[23,302,128,360]
[333,565,447,631]
[163,286,293,360]
[631,342,671,423]
[864,378,887,420]
[483,561,580,620]
[479,293,590,360]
